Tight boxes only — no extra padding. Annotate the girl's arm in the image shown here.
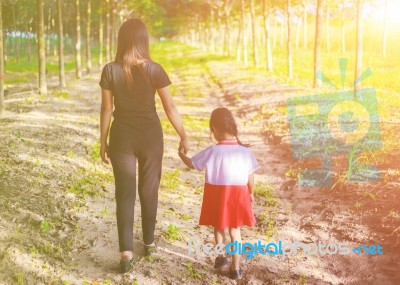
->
[100,89,113,164]
[248,173,255,202]
[157,86,189,154]
[178,151,195,169]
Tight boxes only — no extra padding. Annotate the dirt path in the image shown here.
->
[0,46,399,285]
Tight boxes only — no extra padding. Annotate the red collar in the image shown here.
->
[217,140,238,145]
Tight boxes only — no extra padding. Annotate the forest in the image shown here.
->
[0,0,399,284]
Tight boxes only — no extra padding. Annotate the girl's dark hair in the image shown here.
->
[115,18,151,88]
[209,107,250,147]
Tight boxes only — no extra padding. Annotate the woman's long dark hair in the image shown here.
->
[209,107,250,147]
[115,18,151,88]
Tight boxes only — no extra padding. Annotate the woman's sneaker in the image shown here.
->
[119,258,134,273]
[144,244,157,256]
[214,256,228,269]
[229,268,243,280]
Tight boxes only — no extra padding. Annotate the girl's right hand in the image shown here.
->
[100,143,110,164]
[250,193,254,203]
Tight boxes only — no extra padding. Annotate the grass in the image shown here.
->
[254,182,280,207]
[163,224,183,241]
[68,176,100,198]
[254,182,280,240]
[161,169,181,193]
[187,262,201,279]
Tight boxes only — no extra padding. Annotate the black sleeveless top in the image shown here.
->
[99,61,171,152]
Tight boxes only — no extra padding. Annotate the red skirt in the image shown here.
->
[199,183,256,229]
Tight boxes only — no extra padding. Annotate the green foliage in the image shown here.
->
[187,262,201,279]
[254,182,279,207]
[161,169,181,193]
[40,220,51,233]
[163,224,182,241]
[69,176,99,198]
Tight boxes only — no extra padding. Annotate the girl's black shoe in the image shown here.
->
[119,258,134,273]
[229,268,243,280]
[214,256,228,269]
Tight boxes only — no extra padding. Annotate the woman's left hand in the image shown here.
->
[179,138,190,155]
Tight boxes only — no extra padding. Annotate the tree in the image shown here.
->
[241,0,248,66]
[250,0,259,67]
[57,0,66,88]
[98,0,103,68]
[340,0,346,53]
[37,0,47,95]
[86,0,92,73]
[354,0,363,96]
[0,0,4,114]
[263,0,273,72]
[287,0,292,79]
[382,0,388,58]
[302,0,308,48]
[105,0,110,62]
[326,0,330,52]
[75,0,82,79]
[313,0,323,88]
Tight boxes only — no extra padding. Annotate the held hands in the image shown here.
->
[100,142,110,164]
[179,137,190,155]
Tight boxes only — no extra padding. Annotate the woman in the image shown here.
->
[99,18,189,273]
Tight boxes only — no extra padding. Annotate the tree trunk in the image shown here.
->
[12,5,19,63]
[106,0,111,62]
[250,0,259,67]
[75,0,82,79]
[303,1,307,48]
[263,0,273,72]
[272,17,277,48]
[57,0,66,88]
[224,12,230,56]
[210,9,215,53]
[236,5,243,63]
[46,8,51,56]
[326,0,330,52]
[86,0,92,73]
[98,0,103,68]
[0,0,4,114]
[236,24,242,62]
[382,0,388,58]
[280,21,284,48]
[295,19,300,49]
[111,2,116,58]
[313,0,323,88]
[37,0,47,95]
[287,0,292,79]
[27,25,32,63]
[355,0,363,96]
[341,6,345,53]
[241,0,248,66]
[217,9,223,54]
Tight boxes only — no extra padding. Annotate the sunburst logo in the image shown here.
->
[287,58,382,187]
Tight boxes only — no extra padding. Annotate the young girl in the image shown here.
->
[179,107,259,280]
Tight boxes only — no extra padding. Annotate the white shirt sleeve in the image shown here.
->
[191,146,213,171]
[248,150,260,174]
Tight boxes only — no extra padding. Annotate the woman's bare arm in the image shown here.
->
[100,89,113,164]
[157,86,189,154]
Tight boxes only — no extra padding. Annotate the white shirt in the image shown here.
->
[191,141,260,186]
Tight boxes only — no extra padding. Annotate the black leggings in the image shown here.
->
[110,137,163,252]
